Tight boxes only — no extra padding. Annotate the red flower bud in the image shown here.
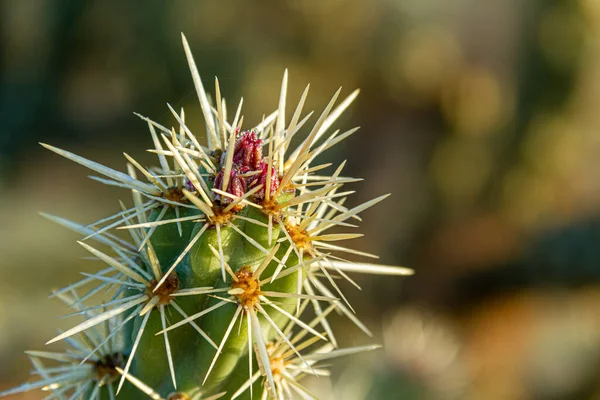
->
[214,169,246,207]
[248,160,279,201]
[233,130,262,170]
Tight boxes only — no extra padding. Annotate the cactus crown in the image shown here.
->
[1,33,413,400]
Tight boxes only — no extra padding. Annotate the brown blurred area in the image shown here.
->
[2,0,600,398]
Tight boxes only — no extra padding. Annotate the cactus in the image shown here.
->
[1,33,413,400]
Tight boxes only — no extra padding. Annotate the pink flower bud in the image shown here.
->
[248,160,280,201]
[214,169,247,207]
[233,130,262,170]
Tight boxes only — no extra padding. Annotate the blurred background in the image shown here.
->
[2,0,600,398]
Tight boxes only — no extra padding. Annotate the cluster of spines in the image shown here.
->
[1,33,413,400]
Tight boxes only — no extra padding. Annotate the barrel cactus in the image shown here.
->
[1,33,413,400]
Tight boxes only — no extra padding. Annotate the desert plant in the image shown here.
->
[1,33,413,400]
